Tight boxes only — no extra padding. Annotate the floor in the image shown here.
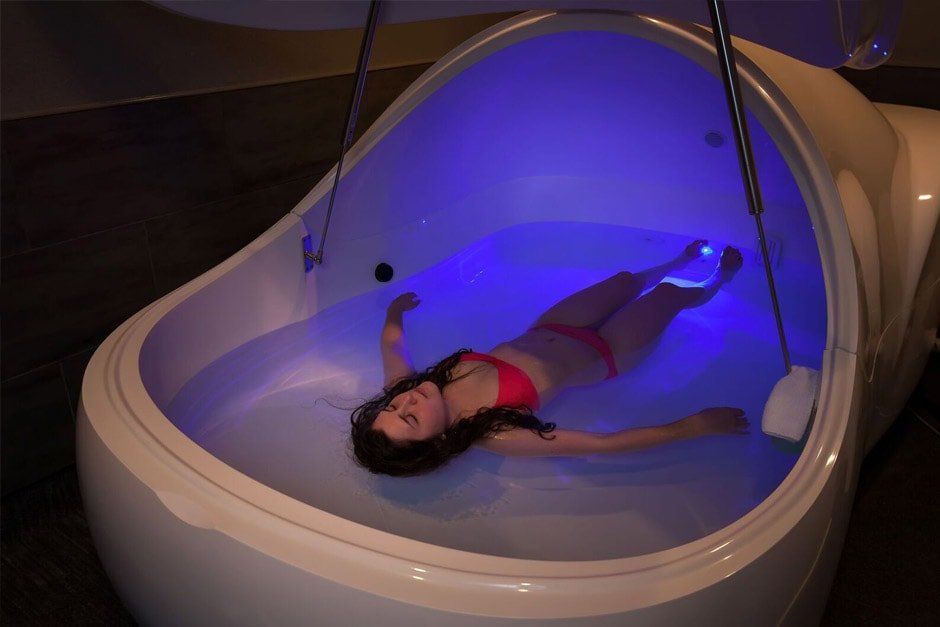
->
[821,351,940,626]
[2,354,938,625]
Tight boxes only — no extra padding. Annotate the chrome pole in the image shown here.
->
[309,0,382,266]
[706,0,792,374]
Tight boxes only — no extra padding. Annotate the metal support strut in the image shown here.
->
[707,0,792,374]
[307,0,382,266]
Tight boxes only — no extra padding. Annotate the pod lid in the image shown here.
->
[148,0,901,69]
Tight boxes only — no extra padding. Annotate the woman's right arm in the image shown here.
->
[381,293,420,387]
[475,408,749,457]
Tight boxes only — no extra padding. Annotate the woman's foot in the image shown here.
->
[717,246,743,281]
[676,239,709,267]
[634,239,710,292]
[685,246,743,308]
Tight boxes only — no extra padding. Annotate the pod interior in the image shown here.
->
[146,28,828,560]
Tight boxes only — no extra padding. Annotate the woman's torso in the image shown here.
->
[444,328,609,417]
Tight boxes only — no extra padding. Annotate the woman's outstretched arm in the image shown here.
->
[381,292,420,387]
[476,408,749,457]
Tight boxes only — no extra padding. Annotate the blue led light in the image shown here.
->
[700,245,714,256]
[873,43,879,50]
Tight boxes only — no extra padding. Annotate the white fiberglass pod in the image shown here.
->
[77,10,939,627]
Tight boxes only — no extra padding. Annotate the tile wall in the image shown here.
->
[0,64,430,494]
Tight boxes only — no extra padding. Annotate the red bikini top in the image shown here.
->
[458,351,541,411]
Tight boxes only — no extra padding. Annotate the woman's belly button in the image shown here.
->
[500,333,604,386]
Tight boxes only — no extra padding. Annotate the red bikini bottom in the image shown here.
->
[530,323,619,380]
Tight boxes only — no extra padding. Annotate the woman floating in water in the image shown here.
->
[350,240,748,476]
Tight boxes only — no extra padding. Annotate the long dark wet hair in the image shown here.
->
[349,348,556,476]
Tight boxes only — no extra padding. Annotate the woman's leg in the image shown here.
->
[531,271,644,329]
[531,239,710,329]
[597,246,742,372]
[633,239,708,292]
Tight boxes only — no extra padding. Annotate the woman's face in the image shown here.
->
[372,381,450,443]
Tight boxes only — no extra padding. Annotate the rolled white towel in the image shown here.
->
[761,366,821,442]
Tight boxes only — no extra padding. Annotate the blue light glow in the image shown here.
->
[873,43,879,50]
[700,245,715,256]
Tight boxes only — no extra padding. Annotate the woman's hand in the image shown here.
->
[679,407,749,437]
[382,294,418,384]
[388,292,421,315]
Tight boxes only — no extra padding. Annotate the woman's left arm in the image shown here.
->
[475,408,748,457]
[381,293,420,386]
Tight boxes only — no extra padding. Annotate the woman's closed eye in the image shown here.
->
[387,405,417,428]
[386,406,418,429]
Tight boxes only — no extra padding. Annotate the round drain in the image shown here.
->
[375,263,394,282]
[704,131,725,148]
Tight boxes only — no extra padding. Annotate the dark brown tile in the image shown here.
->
[265,175,320,213]
[821,592,895,626]
[0,223,156,380]
[0,467,135,624]
[1,143,29,257]
[837,66,940,110]
[354,64,431,142]
[825,408,940,625]
[1,94,235,247]
[907,347,940,426]
[221,76,350,193]
[220,64,427,195]
[0,365,74,495]
[146,188,290,296]
[60,348,96,418]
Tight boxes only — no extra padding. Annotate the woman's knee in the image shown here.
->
[615,271,643,296]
